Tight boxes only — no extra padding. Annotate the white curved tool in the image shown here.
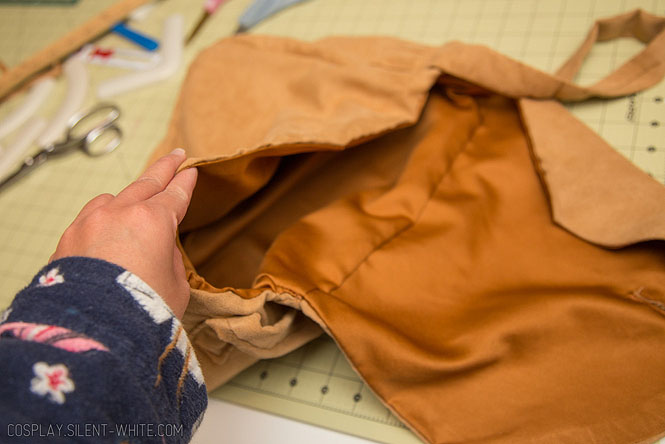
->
[0,78,54,141]
[0,116,47,181]
[97,14,183,99]
[129,3,156,22]
[36,55,88,147]
[83,45,161,71]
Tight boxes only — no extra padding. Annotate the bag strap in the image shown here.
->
[432,9,665,101]
[554,9,665,97]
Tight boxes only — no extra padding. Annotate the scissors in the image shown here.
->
[0,103,122,191]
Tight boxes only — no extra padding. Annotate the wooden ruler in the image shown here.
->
[0,0,152,100]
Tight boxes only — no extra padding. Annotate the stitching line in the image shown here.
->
[326,99,485,294]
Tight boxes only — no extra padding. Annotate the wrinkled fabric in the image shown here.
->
[150,9,665,444]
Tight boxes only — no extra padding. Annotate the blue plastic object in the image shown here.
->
[111,22,159,52]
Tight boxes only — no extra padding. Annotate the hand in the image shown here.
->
[51,149,198,319]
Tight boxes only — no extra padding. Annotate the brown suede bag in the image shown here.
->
[150,10,665,444]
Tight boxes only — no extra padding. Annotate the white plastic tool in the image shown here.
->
[97,14,183,99]
[36,55,88,147]
[83,45,161,71]
[129,3,156,22]
[0,78,54,141]
[0,116,47,182]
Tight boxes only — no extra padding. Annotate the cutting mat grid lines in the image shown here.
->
[212,334,424,443]
[218,336,406,427]
[1,1,665,443]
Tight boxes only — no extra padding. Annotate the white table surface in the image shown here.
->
[192,398,377,444]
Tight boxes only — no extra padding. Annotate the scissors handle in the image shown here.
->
[67,103,122,156]
[0,103,122,192]
[69,103,120,134]
[83,124,123,156]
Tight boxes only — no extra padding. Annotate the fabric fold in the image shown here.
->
[148,9,665,444]
[520,98,665,247]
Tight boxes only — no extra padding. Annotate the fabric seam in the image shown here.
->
[326,99,484,294]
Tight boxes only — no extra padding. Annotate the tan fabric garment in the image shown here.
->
[151,10,665,444]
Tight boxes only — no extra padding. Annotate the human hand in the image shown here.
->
[51,149,198,319]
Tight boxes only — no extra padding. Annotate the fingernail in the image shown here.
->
[171,148,185,156]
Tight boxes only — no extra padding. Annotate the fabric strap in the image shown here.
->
[555,9,665,94]
[431,9,665,101]
[518,9,665,247]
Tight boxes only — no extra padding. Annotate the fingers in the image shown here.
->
[116,148,186,203]
[151,167,198,226]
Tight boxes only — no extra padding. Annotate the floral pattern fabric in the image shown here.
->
[0,257,207,444]
[30,362,75,404]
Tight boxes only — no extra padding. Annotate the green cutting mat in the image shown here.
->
[1,1,664,443]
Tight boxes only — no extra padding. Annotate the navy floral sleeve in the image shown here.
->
[0,257,207,443]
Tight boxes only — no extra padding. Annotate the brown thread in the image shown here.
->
[176,345,192,404]
[627,287,665,316]
[154,325,183,388]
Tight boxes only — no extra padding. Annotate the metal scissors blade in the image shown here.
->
[0,103,122,192]
[0,149,50,191]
